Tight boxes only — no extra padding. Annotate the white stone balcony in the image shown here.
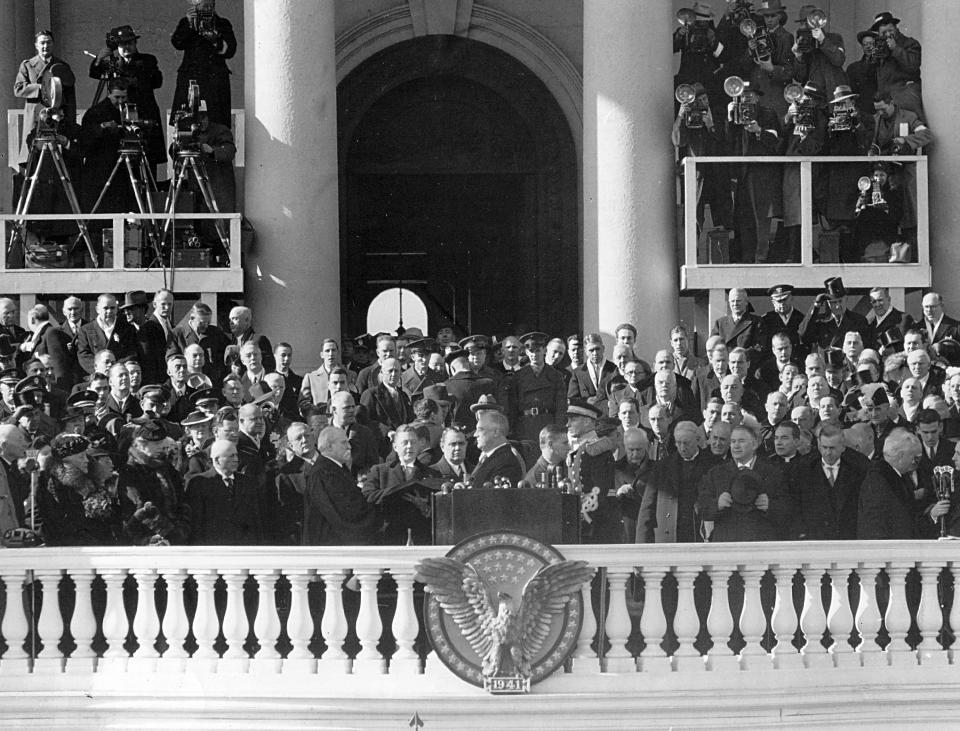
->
[2,541,959,728]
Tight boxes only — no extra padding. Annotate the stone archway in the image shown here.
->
[337,35,579,339]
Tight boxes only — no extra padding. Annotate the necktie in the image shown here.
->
[224,476,235,499]
[826,466,836,486]
[403,465,415,481]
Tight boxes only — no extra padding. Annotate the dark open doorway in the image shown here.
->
[338,35,579,340]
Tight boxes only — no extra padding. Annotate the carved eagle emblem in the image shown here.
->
[415,557,593,679]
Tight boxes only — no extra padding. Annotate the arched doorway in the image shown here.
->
[366,287,429,336]
[338,35,579,340]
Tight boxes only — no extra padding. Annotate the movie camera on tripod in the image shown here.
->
[724,76,759,126]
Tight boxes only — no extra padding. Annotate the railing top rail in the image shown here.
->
[0,540,954,572]
[0,212,242,221]
[681,154,926,164]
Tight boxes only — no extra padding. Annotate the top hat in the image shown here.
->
[830,85,858,105]
[858,383,889,408]
[871,12,901,31]
[119,290,148,310]
[824,276,846,299]
[730,471,763,513]
[823,349,846,370]
[878,329,904,351]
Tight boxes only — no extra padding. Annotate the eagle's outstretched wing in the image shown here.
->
[415,556,497,658]
[516,560,594,660]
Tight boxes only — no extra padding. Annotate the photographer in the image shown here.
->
[672,82,731,235]
[171,0,237,128]
[871,91,931,156]
[870,11,923,122]
[747,1,794,119]
[79,79,136,215]
[674,3,724,111]
[784,5,847,96]
[88,25,165,171]
[13,30,76,169]
[190,104,237,214]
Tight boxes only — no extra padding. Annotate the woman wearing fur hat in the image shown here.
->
[36,434,120,546]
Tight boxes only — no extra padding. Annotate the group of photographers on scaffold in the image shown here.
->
[11,1,236,270]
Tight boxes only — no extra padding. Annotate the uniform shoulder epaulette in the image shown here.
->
[585,435,616,457]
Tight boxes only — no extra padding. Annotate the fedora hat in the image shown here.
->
[119,290,148,310]
[830,85,858,105]
[871,12,901,31]
[756,0,786,16]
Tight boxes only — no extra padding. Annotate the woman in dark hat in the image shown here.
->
[37,434,120,546]
[854,159,904,254]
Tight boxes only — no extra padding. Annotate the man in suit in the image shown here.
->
[300,338,356,408]
[609,359,647,417]
[801,277,870,351]
[272,341,302,421]
[360,357,414,449]
[400,338,439,399]
[236,402,279,542]
[906,349,945,400]
[77,293,138,374]
[460,334,502,386]
[132,289,176,385]
[642,350,696,407]
[697,423,792,541]
[916,409,954,473]
[858,427,936,539]
[755,332,796,394]
[99,362,143,422]
[304,426,378,545]
[432,426,473,482]
[227,306,274,372]
[0,425,30,535]
[921,292,960,346]
[355,333,396,395]
[329,391,379,477]
[760,284,805,361]
[275,421,317,545]
[567,333,619,415]
[362,424,440,544]
[470,409,526,488]
[692,342,729,412]
[443,350,495,432]
[637,421,713,543]
[0,299,27,368]
[522,423,570,489]
[866,287,914,351]
[791,423,869,540]
[711,288,765,356]
[670,324,706,381]
[56,296,86,381]
[496,335,524,375]
[186,439,263,545]
[171,301,230,384]
[21,304,72,391]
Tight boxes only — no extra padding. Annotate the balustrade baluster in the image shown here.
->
[854,564,885,666]
[950,563,960,666]
[66,570,97,674]
[916,562,947,667]
[354,571,386,674]
[884,564,916,666]
[571,572,600,675]
[130,569,160,671]
[672,569,703,671]
[705,565,737,672]
[99,570,129,672]
[770,565,802,670]
[319,571,349,674]
[250,571,281,674]
[191,570,220,672]
[283,570,317,673]
[0,571,30,674]
[638,566,670,673]
[219,570,251,673]
[603,569,635,672]
[33,569,64,673]
[738,568,769,670]
[799,565,830,668]
[159,570,189,671]
[389,570,421,675]
[826,566,856,668]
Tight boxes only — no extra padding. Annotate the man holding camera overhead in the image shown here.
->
[88,25,165,172]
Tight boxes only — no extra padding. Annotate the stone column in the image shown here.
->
[243,0,339,369]
[1,1,35,213]
[582,0,678,348]
[923,1,960,307]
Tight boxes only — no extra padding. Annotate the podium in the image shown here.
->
[433,489,581,545]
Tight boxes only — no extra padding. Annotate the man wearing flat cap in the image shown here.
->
[507,332,567,443]
[870,12,924,120]
[801,277,869,350]
[88,24,165,168]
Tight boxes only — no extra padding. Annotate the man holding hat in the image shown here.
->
[507,332,567,443]
[801,277,870,350]
[88,24,165,167]
[870,11,923,120]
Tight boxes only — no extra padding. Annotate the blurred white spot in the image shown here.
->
[269,274,287,287]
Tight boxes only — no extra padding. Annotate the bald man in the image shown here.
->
[76,293,138,373]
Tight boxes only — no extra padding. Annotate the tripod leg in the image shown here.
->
[14,144,48,222]
[133,155,161,260]
[161,160,192,244]
[189,157,230,249]
[50,148,99,268]
[88,154,126,215]
[124,155,150,218]
[7,144,49,258]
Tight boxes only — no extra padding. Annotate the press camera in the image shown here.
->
[676,84,709,129]
[676,8,714,55]
[784,83,816,137]
[724,76,759,126]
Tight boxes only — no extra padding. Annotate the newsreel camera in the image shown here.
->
[676,8,714,55]
[724,76,759,126]
[118,103,156,151]
[170,81,204,154]
[676,84,709,129]
[784,83,816,137]
[740,18,772,63]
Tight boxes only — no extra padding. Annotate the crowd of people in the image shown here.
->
[12,2,236,261]
[1,275,959,549]
[673,3,929,264]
